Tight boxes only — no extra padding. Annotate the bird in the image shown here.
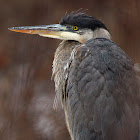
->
[9,11,140,140]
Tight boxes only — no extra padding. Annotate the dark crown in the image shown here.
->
[60,11,108,31]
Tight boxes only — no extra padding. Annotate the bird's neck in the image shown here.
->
[80,28,111,43]
[92,28,111,40]
[52,40,80,108]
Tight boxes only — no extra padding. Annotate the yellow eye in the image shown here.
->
[73,26,79,31]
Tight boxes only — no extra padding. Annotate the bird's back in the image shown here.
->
[53,38,140,140]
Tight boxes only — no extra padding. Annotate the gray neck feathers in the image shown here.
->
[52,40,80,108]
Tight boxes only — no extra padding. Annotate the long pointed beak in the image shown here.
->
[9,24,81,41]
[8,24,69,38]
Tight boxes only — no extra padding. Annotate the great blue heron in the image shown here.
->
[9,11,140,140]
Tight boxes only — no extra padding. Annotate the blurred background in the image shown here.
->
[0,0,140,139]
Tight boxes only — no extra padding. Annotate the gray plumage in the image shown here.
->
[9,11,140,140]
[53,38,140,140]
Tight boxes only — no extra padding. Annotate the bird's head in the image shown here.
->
[9,11,111,43]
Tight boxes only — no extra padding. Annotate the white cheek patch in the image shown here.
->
[60,32,81,41]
